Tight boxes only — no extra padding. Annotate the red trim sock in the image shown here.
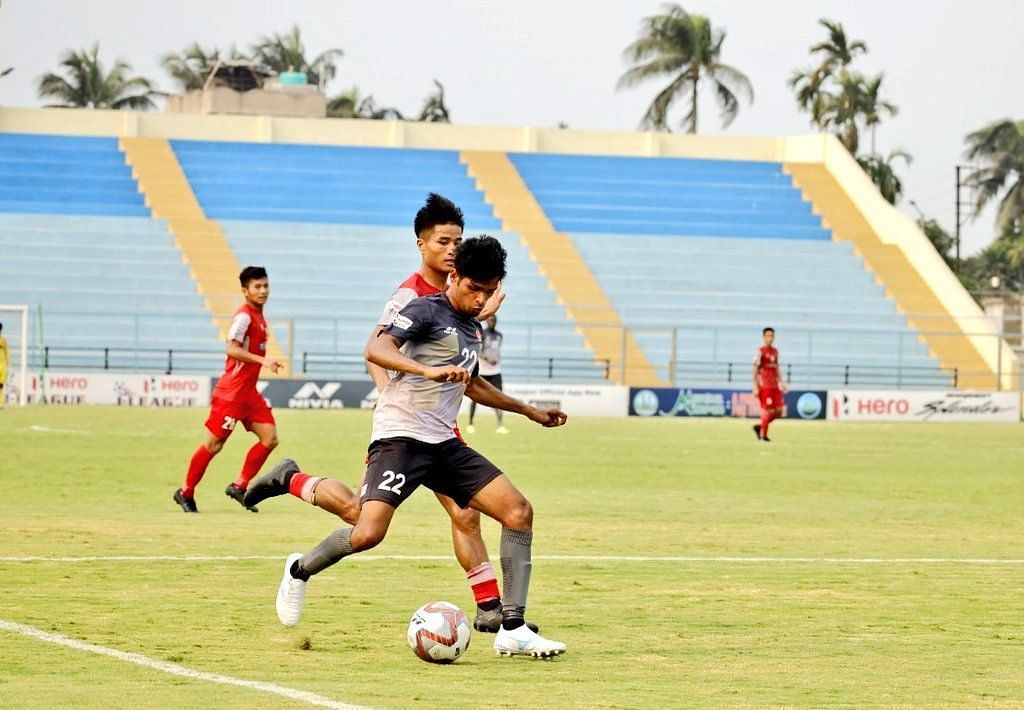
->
[288,472,324,503]
[467,562,500,606]
[233,442,272,490]
[182,445,214,497]
[760,412,771,439]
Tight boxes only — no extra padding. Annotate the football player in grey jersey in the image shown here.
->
[270,236,569,658]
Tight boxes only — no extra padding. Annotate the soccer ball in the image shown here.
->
[407,601,471,663]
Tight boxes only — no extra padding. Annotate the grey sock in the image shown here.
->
[297,527,353,577]
[500,528,533,629]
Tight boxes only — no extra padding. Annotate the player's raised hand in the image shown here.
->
[423,365,471,383]
[478,288,506,321]
[529,407,568,428]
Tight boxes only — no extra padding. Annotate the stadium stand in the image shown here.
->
[167,139,607,382]
[0,132,221,373]
[502,151,952,388]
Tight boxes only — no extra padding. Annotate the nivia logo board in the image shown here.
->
[247,379,377,410]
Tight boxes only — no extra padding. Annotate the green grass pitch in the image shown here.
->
[1,406,1022,708]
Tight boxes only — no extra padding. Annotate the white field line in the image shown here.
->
[1,554,1023,564]
[0,619,366,710]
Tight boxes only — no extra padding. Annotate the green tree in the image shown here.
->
[856,150,911,204]
[964,119,1024,234]
[37,43,160,110]
[617,4,752,133]
[160,43,246,92]
[789,19,866,131]
[417,80,451,123]
[327,87,403,120]
[250,26,343,88]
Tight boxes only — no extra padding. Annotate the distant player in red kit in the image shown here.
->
[173,266,284,512]
[753,327,787,442]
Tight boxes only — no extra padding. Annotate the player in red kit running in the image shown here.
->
[173,266,284,513]
[753,327,787,442]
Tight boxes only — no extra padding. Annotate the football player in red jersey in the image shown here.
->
[753,327,787,442]
[173,266,284,513]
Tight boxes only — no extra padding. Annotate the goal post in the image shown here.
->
[0,305,29,406]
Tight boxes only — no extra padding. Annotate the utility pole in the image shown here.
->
[954,164,976,273]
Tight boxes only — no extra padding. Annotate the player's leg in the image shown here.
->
[491,375,507,432]
[467,398,477,433]
[275,439,425,626]
[244,457,362,525]
[467,474,565,657]
[175,411,229,512]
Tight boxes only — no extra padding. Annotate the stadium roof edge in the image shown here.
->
[0,105,827,163]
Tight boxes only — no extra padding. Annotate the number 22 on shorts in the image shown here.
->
[378,470,406,495]
[221,416,237,431]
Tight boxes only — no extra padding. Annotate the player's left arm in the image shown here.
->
[777,356,788,392]
[465,375,567,427]
[477,286,505,321]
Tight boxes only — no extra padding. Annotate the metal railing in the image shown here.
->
[300,352,611,381]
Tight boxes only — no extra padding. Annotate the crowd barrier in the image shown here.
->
[12,370,1024,423]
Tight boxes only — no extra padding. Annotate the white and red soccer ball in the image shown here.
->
[407,601,471,663]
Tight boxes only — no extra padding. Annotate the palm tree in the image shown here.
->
[37,43,160,110]
[617,4,752,133]
[964,119,1024,233]
[250,26,342,89]
[418,80,451,123]
[160,43,223,92]
[327,87,404,120]
[859,74,898,154]
[789,19,867,132]
[856,149,911,204]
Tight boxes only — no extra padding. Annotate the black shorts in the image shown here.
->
[359,437,503,509]
[481,373,503,390]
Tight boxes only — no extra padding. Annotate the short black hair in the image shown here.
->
[414,192,464,237]
[240,266,268,287]
[763,327,775,335]
[453,235,507,283]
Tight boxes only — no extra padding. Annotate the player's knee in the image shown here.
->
[450,507,482,535]
[205,438,225,455]
[501,498,533,531]
[340,500,361,526]
[350,523,387,551]
[262,434,279,450]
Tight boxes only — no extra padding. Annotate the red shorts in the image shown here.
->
[205,394,275,439]
[759,388,783,410]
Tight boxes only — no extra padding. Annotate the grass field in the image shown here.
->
[1,405,1022,708]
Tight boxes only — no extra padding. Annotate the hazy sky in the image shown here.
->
[1,0,1022,256]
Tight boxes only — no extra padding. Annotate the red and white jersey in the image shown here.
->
[377,272,442,327]
[213,303,268,402]
[754,345,780,389]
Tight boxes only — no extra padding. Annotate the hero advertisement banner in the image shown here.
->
[629,387,826,420]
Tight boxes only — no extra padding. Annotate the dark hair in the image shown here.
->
[414,192,464,237]
[763,327,775,335]
[240,266,268,287]
[453,235,507,282]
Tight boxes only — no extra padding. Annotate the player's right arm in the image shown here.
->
[752,351,760,396]
[365,333,470,383]
[365,324,391,391]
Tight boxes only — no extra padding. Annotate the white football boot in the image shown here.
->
[276,552,307,627]
[494,623,567,658]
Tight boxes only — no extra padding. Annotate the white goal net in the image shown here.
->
[0,305,29,406]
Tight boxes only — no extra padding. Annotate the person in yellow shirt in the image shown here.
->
[0,321,8,409]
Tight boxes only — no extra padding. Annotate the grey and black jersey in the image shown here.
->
[372,293,482,444]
